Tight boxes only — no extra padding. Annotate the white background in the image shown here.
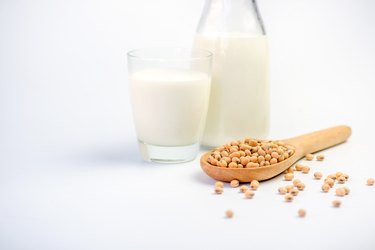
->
[1,0,375,249]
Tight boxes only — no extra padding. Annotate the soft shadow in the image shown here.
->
[63,142,151,167]
[192,170,215,186]
[194,145,215,185]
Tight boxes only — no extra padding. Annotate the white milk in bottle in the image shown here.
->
[194,0,269,147]
[194,33,269,147]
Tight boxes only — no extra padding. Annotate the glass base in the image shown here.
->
[138,140,199,164]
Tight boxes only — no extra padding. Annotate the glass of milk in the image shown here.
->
[127,48,212,163]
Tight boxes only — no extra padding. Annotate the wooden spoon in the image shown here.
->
[200,125,351,182]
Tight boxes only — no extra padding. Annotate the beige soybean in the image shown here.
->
[214,186,223,194]
[244,190,255,199]
[265,154,271,161]
[250,156,258,163]
[225,209,234,218]
[240,185,248,193]
[215,181,224,188]
[337,176,346,184]
[332,200,341,208]
[302,166,310,174]
[209,158,218,166]
[293,179,301,186]
[367,178,375,186]
[322,183,330,192]
[240,157,249,166]
[284,173,294,181]
[325,177,335,187]
[285,194,294,202]
[296,182,306,191]
[298,209,306,217]
[230,152,240,158]
[248,139,257,146]
[290,188,299,196]
[288,166,296,173]
[335,187,346,197]
[232,157,240,163]
[223,157,231,164]
[295,164,304,171]
[271,152,279,159]
[314,172,323,180]
[228,162,237,168]
[221,150,229,157]
[316,154,325,161]
[246,162,257,168]
[250,180,260,190]
[257,155,265,163]
[218,160,228,168]
[270,158,278,165]
[230,179,240,188]
[305,154,314,161]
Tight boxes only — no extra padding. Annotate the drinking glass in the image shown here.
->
[127,48,212,163]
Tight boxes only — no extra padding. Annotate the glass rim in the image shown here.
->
[127,47,213,62]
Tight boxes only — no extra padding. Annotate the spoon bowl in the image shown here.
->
[200,125,351,182]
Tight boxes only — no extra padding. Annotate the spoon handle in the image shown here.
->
[284,125,352,155]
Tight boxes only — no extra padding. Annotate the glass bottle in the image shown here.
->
[194,0,269,147]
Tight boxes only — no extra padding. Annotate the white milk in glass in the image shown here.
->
[194,33,269,147]
[129,68,211,146]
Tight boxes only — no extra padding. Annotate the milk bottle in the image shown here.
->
[194,0,269,147]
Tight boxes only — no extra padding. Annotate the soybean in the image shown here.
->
[305,154,314,161]
[316,154,325,161]
[335,187,346,197]
[322,183,330,192]
[244,190,255,199]
[314,172,323,180]
[367,178,374,186]
[293,179,301,186]
[298,209,306,217]
[296,182,306,191]
[285,194,294,202]
[332,200,341,208]
[250,180,260,190]
[215,181,224,188]
[301,166,310,174]
[284,173,294,181]
[240,185,248,193]
[290,188,299,196]
[225,210,234,218]
[230,179,240,188]
[215,186,223,194]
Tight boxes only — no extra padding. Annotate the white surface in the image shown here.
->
[1,0,375,249]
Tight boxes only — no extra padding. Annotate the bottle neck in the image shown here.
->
[197,0,266,35]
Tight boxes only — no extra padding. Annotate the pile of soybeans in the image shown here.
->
[207,139,295,168]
